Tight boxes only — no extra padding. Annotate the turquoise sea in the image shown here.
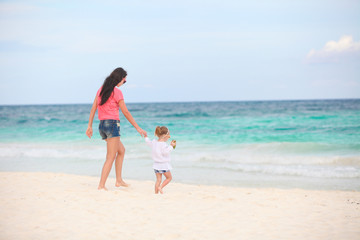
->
[0,99,359,190]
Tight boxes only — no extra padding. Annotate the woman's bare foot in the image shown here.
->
[158,187,163,194]
[98,186,108,191]
[115,181,129,187]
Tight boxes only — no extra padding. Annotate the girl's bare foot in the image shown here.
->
[98,186,108,191]
[115,181,129,187]
[158,187,163,194]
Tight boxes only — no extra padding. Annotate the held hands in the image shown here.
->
[86,126,93,138]
[137,128,147,138]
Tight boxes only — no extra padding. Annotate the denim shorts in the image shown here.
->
[154,169,170,174]
[99,120,120,140]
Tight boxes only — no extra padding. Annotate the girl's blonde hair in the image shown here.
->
[155,126,169,137]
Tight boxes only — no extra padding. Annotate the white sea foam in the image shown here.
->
[1,142,359,179]
[226,164,360,178]
[0,143,104,160]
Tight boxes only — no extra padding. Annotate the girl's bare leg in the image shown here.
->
[98,137,119,190]
[115,140,128,187]
[155,173,162,194]
[158,171,172,194]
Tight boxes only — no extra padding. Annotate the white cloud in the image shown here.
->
[306,35,360,63]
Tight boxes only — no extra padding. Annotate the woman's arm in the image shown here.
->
[86,95,97,138]
[119,100,147,137]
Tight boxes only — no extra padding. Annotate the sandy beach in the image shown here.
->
[0,172,359,240]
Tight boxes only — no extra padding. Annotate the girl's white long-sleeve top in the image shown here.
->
[145,137,173,170]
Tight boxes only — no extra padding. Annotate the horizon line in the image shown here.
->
[1,97,359,107]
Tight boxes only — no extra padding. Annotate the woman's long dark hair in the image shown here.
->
[99,67,127,106]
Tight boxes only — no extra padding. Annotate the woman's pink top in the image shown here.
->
[96,87,124,120]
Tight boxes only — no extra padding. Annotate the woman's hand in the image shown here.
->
[137,128,147,137]
[86,96,97,139]
[86,126,93,138]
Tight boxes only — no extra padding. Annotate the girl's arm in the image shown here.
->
[162,144,174,154]
[119,100,147,137]
[144,137,152,147]
[86,95,97,138]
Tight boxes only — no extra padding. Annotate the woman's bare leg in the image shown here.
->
[158,171,172,194]
[155,173,162,194]
[115,140,128,187]
[98,137,119,190]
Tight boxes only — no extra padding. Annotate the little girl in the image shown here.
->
[145,126,176,194]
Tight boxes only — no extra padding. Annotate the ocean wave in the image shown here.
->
[0,143,152,161]
[174,142,360,166]
[16,119,28,124]
[226,142,360,155]
[174,153,360,178]
[176,152,360,167]
[225,164,360,179]
[162,113,210,118]
[1,142,359,179]
[0,144,104,160]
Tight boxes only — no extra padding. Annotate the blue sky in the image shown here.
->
[0,0,359,105]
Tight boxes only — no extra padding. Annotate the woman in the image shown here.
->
[86,67,147,190]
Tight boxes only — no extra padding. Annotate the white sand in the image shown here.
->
[0,172,359,240]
